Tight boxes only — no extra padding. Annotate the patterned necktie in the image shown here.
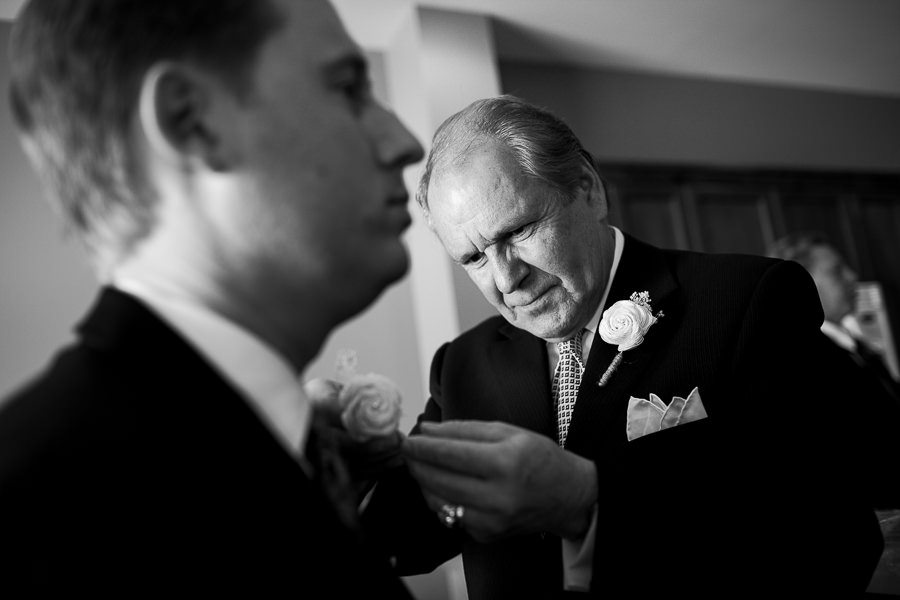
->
[553,332,585,447]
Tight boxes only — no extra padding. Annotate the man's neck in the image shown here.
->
[111,243,329,374]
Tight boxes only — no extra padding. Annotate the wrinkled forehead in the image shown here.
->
[433,135,509,180]
[429,143,521,220]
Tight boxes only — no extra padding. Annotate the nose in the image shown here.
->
[370,103,425,168]
[490,248,528,295]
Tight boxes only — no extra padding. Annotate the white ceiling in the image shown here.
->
[3,0,898,98]
[335,0,900,98]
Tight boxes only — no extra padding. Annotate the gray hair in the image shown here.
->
[416,95,600,218]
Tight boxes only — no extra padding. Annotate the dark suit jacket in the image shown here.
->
[0,288,411,597]
[366,234,883,599]
[816,333,900,510]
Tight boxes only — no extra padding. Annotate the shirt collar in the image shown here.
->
[547,225,624,364]
[587,225,625,335]
[821,319,857,353]
[112,276,311,459]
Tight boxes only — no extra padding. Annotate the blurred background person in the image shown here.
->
[770,231,900,595]
[769,232,899,412]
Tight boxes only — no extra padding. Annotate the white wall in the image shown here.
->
[0,21,97,400]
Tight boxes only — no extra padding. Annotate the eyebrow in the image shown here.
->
[455,218,533,265]
[483,214,533,246]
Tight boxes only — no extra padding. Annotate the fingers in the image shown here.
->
[303,378,342,405]
[403,435,501,478]
[420,488,446,513]
[418,420,517,442]
[404,420,527,477]
[422,490,504,543]
[304,378,346,428]
[406,457,493,508]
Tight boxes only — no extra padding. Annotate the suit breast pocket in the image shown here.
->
[625,386,708,442]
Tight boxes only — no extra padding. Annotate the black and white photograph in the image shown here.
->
[1,1,898,597]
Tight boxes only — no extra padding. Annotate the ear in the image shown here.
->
[578,158,608,221]
[137,62,236,172]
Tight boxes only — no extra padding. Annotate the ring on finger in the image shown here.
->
[438,503,465,528]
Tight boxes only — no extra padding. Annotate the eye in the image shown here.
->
[509,222,533,240]
[329,58,373,111]
[338,77,370,106]
[462,251,486,267]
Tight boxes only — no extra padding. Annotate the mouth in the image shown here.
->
[508,286,555,310]
[387,191,409,207]
[386,193,412,231]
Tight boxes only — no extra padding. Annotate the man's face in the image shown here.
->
[808,244,857,323]
[427,140,611,342]
[222,0,423,318]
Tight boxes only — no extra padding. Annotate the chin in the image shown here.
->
[512,317,567,342]
[511,304,578,340]
[344,248,409,314]
[380,243,410,285]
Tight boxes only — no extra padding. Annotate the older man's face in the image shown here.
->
[427,140,611,342]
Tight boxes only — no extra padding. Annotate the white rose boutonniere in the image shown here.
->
[597,291,663,386]
[304,350,403,442]
[338,373,403,442]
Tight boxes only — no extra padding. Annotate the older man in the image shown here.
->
[365,96,882,598]
[0,0,422,595]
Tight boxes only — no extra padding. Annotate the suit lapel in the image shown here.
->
[566,235,680,455]
[487,323,555,439]
[77,287,309,476]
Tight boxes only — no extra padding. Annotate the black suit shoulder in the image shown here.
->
[1,338,137,450]
[452,314,511,346]
[662,246,805,301]
[0,289,413,598]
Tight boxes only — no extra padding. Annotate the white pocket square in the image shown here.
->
[626,387,707,442]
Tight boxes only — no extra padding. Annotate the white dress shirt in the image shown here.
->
[820,319,858,353]
[548,226,624,591]
[112,276,312,469]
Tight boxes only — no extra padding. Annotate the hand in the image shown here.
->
[403,420,598,542]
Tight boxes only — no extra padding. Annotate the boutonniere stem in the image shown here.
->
[597,291,663,387]
[597,352,624,386]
